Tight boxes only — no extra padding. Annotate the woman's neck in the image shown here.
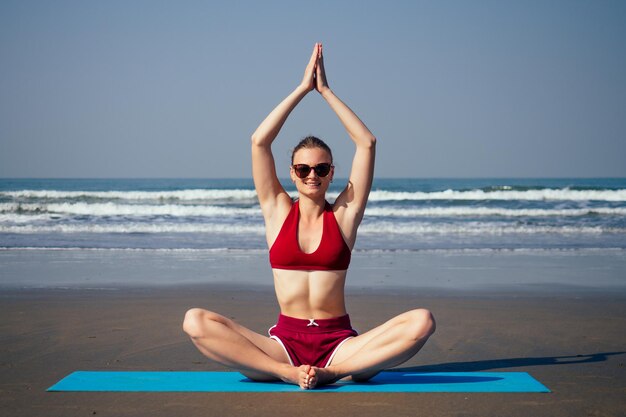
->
[297,196,326,222]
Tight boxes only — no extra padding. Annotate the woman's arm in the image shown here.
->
[316,45,376,229]
[251,44,319,217]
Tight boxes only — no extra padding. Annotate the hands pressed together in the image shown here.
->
[300,43,330,95]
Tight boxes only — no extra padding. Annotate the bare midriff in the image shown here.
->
[272,269,347,319]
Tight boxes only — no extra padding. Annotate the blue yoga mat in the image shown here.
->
[47,371,550,393]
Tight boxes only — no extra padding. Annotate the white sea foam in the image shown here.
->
[0,189,259,201]
[367,188,626,202]
[2,246,624,255]
[2,202,626,219]
[358,222,618,235]
[0,213,54,223]
[0,203,262,218]
[0,223,265,234]
[1,221,621,235]
[3,187,626,202]
[364,206,626,217]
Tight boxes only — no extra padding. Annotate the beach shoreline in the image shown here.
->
[1,284,625,416]
[1,246,625,416]
[2,248,625,295]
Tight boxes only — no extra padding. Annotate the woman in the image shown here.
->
[183,43,435,389]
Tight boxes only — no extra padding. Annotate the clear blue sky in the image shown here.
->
[1,0,625,178]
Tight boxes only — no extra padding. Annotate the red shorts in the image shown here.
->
[268,314,358,368]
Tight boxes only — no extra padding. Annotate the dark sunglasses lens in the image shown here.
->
[314,164,331,177]
[294,165,311,178]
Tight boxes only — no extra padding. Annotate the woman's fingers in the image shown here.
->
[300,43,319,91]
[307,43,319,79]
[309,43,319,67]
[315,44,329,92]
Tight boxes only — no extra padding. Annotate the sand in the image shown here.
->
[1,281,625,417]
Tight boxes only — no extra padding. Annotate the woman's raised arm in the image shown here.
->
[251,44,319,216]
[315,45,376,229]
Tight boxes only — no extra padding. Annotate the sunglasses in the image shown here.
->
[292,163,333,179]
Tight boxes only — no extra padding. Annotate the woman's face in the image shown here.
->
[290,147,334,197]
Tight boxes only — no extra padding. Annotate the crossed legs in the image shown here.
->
[182,308,313,388]
[310,308,436,386]
[182,307,435,389]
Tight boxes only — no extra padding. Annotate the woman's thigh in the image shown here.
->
[327,310,420,366]
[194,308,290,364]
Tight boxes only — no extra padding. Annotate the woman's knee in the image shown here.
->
[405,308,436,340]
[182,308,225,338]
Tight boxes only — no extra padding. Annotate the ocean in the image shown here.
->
[1,177,625,252]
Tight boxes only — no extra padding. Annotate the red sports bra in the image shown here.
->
[269,200,352,271]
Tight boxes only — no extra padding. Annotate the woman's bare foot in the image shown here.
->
[306,366,317,388]
[279,364,313,389]
[307,366,340,389]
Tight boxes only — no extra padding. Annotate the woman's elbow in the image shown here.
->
[251,134,267,148]
[362,135,376,149]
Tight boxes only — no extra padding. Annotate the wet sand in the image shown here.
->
[1,283,625,417]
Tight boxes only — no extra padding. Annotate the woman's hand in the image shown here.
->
[299,43,320,93]
[315,43,330,94]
